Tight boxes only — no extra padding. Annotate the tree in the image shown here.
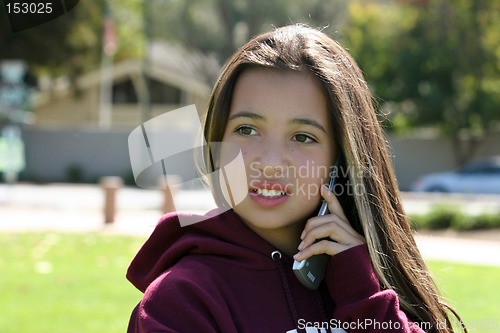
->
[147,0,349,62]
[0,1,143,79]
[0,2,99,77]
[343,0,500,165]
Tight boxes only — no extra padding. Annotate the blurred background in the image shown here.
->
[0,0,499,189]
[0,1,499,332]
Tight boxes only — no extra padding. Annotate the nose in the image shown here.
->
[256,139,290,178]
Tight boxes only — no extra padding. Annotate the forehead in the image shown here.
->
[229,67,328,122]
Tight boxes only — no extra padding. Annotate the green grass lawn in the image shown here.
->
[0,232,146,333]
[0,232,498,332]
[427,261,500,332]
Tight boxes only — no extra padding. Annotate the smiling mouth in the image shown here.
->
[252,188,288,198]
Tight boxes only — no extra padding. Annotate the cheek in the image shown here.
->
[235,145,258,171]
[218,140,244,165]
[295,153,332,179]
[216,146,251,208]
[291,160,330,199]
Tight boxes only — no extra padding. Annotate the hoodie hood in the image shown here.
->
[127,209,283,292]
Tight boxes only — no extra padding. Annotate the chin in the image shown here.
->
[234,200,314,231]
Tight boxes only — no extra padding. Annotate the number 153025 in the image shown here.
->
[6,2,53,14]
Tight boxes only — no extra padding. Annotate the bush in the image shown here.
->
[65,164,85,183]
[452,213,500,231]
[411,205,457,230]
[410,205,500,231]
[426,206,458,229]
[122,169,137,186]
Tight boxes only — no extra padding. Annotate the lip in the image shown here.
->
[249,180,291,208]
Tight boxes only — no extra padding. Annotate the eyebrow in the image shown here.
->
[228,111,327,133]
[290,118,327,134]
[228,111,265,122]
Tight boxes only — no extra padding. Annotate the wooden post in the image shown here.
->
[100,176,123,224]
[159,175,181,214]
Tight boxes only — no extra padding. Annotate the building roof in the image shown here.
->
[34,41,221,107]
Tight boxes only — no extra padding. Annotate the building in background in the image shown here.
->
[20,42,220,184]
[33,42,219,129]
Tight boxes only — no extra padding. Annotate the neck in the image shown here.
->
[247,222,303,258]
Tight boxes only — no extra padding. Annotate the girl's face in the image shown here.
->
[221,67,336,244]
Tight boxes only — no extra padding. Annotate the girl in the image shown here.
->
[127,24,465,333]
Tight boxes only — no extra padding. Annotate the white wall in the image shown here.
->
[20,126,199,186]
[389,132,500,190]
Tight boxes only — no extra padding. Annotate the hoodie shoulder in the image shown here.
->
[126,210,220,292]
[127,209,276,293]
[131,256,238,333]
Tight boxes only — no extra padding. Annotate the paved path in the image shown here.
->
[1,183,499,266]
[415,232,500,266]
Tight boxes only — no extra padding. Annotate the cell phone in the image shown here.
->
[292,160,339,290]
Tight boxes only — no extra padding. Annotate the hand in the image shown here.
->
[293,184,366,261]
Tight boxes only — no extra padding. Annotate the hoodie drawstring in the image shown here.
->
[272,250,301,330]
[315,289,329,324]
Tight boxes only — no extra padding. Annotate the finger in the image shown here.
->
[299,217,349,249]
[293,239,353,261]
[319,185,363,240]
[301,211,361,243]
[321,184,347,221]
[299,216,365,251]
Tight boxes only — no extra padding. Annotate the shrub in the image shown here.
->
[65,164,85,183]
[410,205,500,231]
[420,205,458,229]
[452,213,500,231]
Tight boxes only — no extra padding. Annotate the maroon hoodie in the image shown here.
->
[126,209,425,333]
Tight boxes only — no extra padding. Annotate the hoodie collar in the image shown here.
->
[127,209,290,292]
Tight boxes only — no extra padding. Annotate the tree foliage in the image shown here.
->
[147,0,349,61]
[0,2,101,78]
[0,0,142,78]
[343,0,500,165]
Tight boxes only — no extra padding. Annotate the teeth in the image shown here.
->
[254,188,286,197]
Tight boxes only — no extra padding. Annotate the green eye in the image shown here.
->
[237,126,256,136]
[293,133,315,144]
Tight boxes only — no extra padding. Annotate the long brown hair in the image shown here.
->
[201,24,465,333]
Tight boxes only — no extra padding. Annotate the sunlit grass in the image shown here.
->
[0,233,498,332]
[427,261,500,333]
[0,232,145,333]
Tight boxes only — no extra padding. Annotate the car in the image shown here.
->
[411,156,500,194]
